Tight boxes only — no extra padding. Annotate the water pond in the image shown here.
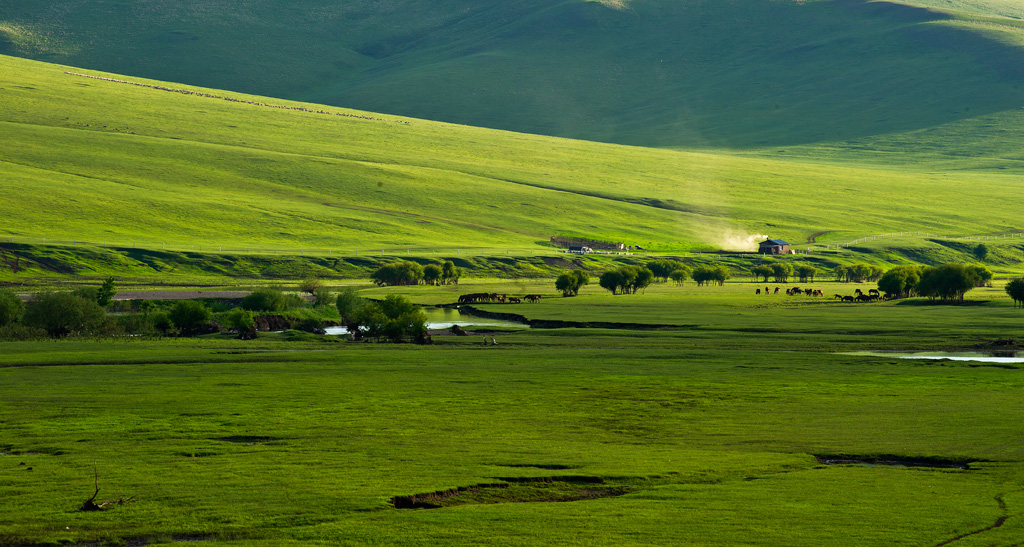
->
[323,307,528,335]
[845,351,1024,364]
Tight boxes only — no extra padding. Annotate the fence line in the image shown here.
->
[1,230,1020,259]
[808,230,1022,251]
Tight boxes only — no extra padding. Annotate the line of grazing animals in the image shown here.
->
[458,293,542,304]
[755,287,883,301]
[755,286,825,296]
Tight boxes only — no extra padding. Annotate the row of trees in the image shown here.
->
[370,261,463,287]
[751,263,817,284]
[877,264,993,302]
[749,263,889,284]
[692,266,730,286]
[599,266,654,295]
[835,264,885,283]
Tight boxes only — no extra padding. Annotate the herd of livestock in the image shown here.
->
[458,293,542,304]
[758,286,884,302]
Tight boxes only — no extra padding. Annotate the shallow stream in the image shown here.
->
[845,351,1024,363]
[323,307,528,335]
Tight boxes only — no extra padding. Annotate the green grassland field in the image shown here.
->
[3,277,1024,545]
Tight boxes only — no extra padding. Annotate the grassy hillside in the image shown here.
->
[1,54,1023,256]
[2,54,1024,256]
[2,0,1024,148]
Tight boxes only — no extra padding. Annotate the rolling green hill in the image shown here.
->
[1,53,1022,255]
[2,0,1024,149]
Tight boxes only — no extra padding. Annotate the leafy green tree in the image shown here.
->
[313,286,333,308]
[972,265,993,287]
[0,288,24,327]
[670,269,690,285]
[300,277,323,295]
[351,294,427,343]
[648,260,686,282]
[335,288,366,325]
[555,270,589,296]
[241,289,287,312]
[796,265,817,283]
[423,264,443,286]
[23,292,106,337]
[599,270,627,295]
[97,276,117,306]
[370,261,424,286]
[833,265,848,282]
[916,264,980,303]
[169,300,213,336]
[598,266,652,294]
[225,308,257,339]
[770,263,793,283]
[1006,278,1024,308]
[692,266,729,286]
[876,265,922,299]
[751,264,773,283]
[974,243,989,261]
[441,260,463,285]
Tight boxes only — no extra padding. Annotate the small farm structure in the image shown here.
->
[758,238,791,255]
[568,245,594,254]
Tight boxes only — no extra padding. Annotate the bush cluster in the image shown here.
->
[336,292,428,343]
[371,260,463,287]
[692,266,729,286]
[555,270,589,296]
[599,266,654,295]
[647,260,689,282]
[877,264,992,302]
[834,264,884,283]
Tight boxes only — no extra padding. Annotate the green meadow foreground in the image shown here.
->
[3,282,1024,546]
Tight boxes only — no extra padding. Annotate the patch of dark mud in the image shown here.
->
[495,475,605,484]
[816,454,978,470]
[499,463,576,470]
[1,446,66,456]
[210,436,282,444]
[391,476,624,509]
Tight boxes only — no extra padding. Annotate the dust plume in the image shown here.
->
[712,230,768,252]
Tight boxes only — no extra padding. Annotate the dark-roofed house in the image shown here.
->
[758,238,791,255]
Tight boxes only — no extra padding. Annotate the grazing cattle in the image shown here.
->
[869,289,880,296]
[856,294,872,302]
[756,288,761,295]
[774,287,780,294]
[765,287,769,294]
[804,289,813,296]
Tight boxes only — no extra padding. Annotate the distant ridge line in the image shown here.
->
[64,71,412,125]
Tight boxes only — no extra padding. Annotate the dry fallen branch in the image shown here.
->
[79,461,138,512]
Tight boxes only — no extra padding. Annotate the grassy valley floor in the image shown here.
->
[2,280,1024,545]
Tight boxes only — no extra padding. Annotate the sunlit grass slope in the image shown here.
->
[1,0,1024,148]
[1,54,1023,252]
